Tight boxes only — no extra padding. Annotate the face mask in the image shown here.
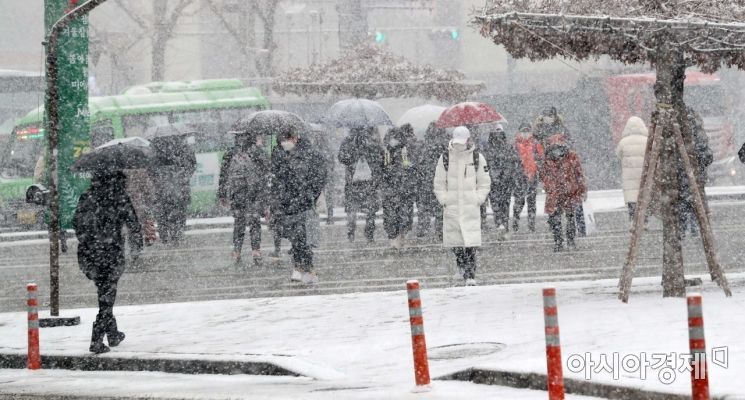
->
[280,141,295,151]
[389,139,400,147]
[543,116,555,125]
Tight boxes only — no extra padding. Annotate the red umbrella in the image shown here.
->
[435,102,507,128]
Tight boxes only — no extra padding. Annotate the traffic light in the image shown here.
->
[429,27,460,41]
[372,30,386,43]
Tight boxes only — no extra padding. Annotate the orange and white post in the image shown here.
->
[27,283,41,370]
[543,288,564,400]
[406,280,430,388]
[687,294,710,400]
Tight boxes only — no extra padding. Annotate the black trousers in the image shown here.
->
[452,247,477,279]
[346,205,376,241]
[514,179,538,230]
[627,202,637,221]
[548,208,576,247]
[383,194,413,239]
[575,204,587,237]
[232,202,262,253]
[281,212,313,270]
[489,188,512,230]
[416,204,443,240]
[679,198,698,237]
[91,279,119,344]
[155,199,188,243]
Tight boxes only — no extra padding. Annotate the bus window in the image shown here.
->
[122,114,169,138]
[172,110,228,153]
[91,120,114,148]
[1,126,44,179]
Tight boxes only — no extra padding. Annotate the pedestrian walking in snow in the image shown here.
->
[271,129,328,285]
[73,171,142,354]
[434,126,491,285]
[218,131,271,264]
[540,130,587,252]
[535,107,587,237]
[149,127,197,244]
[482,124,522,233]
[382,124,419,249]
[615,116,648,220]
[513,123,544,232]
[338,126,384,243]
[679,108,713,239]
[415,122,449,240]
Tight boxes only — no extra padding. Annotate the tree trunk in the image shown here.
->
[238,1,255,79]
[151,0,168,82]
[653,46,686,297]
[151,35,167,81]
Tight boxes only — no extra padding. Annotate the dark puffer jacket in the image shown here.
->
[337,127,385,212]
[271,138,328,216]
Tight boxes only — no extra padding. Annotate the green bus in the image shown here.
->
[0,79,269,228]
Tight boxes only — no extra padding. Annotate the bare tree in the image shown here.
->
[114,0,196,81]
[205,0,279,78]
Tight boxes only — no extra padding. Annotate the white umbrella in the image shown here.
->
[397,105,446,138]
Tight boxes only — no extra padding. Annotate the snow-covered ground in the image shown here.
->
[0,275,743,399]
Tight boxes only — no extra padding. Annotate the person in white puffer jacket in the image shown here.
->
[434,126,491,286]
[615,116,649,220]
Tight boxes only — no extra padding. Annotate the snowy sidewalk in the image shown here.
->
[0,276,744,399]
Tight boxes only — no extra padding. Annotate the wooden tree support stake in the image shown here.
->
[671,122,732,297]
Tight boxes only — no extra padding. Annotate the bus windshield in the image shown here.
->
[0,125,44,179]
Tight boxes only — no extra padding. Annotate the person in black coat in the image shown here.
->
[337,126,385,242]
[416,122,448,240]
[217,131,271,263]
[482,124,522,231]
[73,171,143,354]
[272,128,327,284]
[382,124,419,248]
[149,127,197,244]
[679,108,713,238]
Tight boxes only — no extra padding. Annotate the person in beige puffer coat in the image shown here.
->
[615,116,648,220]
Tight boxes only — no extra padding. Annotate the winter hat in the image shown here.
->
[518,123,532,133]
[452,126,470,144]
[494,123,505,132]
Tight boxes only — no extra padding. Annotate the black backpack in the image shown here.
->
[442,150,481,172]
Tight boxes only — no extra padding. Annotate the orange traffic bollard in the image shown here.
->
[27,283,41,370]
[406,280,430,387]
[543,288,564,400]
[688,294,710,400]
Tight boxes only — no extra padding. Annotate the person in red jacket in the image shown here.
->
[513,123,544,232]
[540,130,587,251]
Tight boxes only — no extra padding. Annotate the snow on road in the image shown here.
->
[0,275,743,399]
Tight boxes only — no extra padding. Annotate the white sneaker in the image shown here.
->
[290,269,303,282]
[465,278,477,286]
[302,271,319,285]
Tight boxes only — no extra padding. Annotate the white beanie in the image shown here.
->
[452,126,470,144]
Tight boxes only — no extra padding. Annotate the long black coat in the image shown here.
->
[149,135,197,209]
[217,144,271,208]
[337,128,384,212]
[483,131,523,197]
[416,124,449,210]
[73,174,143,282]
[271,138,328,216]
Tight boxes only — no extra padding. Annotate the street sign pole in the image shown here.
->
[42,0,108,327]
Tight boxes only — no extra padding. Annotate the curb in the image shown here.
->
[437,368,729,400]
[0,353,300,377]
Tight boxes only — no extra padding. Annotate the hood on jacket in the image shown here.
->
[448,140,475,154]
[622,116,648,138]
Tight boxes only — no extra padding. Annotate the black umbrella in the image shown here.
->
[230,110,310,140]
[71,137,153,174]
